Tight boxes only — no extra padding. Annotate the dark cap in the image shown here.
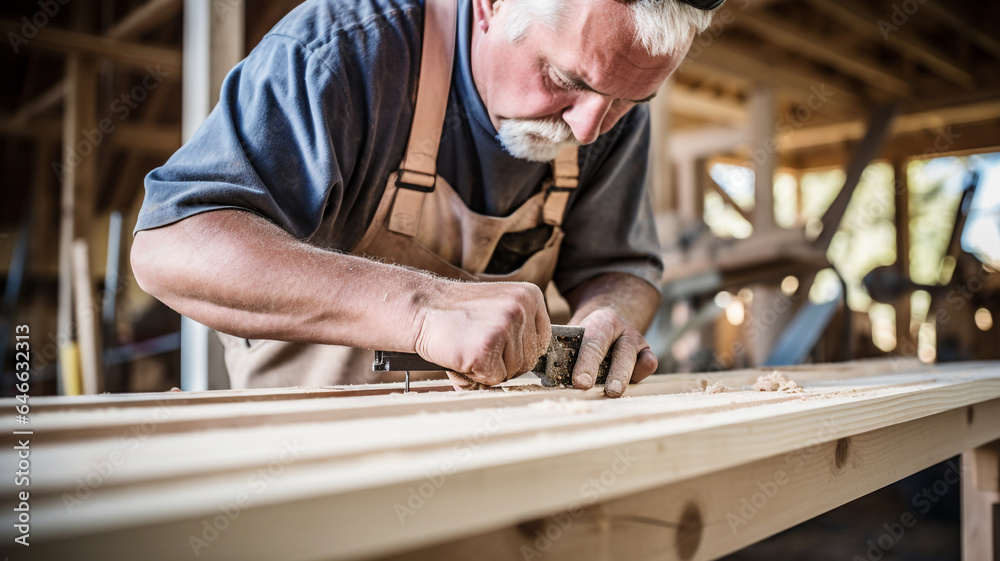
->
[678,0,726,9]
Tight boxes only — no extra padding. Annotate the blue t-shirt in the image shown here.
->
[136,0,664,292]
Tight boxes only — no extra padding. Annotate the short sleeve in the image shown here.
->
[554,106,664,292]
[135,34,355,241]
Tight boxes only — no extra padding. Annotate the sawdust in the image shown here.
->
[705,381,730,394]
[499,384,552,393]
[529,399,593,414]
[754,372,804,393]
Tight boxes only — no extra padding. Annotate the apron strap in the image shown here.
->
[389,0,458,236]
[543,145,580,226]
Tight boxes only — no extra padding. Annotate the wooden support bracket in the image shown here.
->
[963,439,1000,561]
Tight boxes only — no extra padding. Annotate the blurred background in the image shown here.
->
[1,0,999,559]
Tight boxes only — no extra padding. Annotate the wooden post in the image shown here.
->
[747,85,776,234]
[72,239,103,394]
[57,54,100,395]
[648,78,674,214]
[675,157,707,227]
[179,0,245,390]
[963,440,1000,561]
[675,157,697,225]
[894,159,915,356]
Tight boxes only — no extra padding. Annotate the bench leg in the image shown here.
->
[963,441,1000,561]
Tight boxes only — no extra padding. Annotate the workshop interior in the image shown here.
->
[1,0,999,560]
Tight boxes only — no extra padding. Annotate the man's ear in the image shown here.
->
[474,0,501,32]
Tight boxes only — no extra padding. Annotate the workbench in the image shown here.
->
[3,360,999,560]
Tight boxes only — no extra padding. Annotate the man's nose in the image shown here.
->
[561,94,612,145]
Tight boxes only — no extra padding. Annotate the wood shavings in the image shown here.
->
[705,381,730,394]
[754,372,803,393]
[498,384,551,393]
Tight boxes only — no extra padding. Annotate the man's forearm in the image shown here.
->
[565,273,661,332]
[131,209,440,351]
[131,209,551,382]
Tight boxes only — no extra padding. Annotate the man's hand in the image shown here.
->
[413,281,552,390]
[571,308,657,397]
[564,273,661,398]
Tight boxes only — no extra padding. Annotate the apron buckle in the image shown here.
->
[396,170,437,193]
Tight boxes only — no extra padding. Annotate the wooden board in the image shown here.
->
[2,360,999,560]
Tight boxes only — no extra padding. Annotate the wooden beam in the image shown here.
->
[71,239,103,395]
[8,79,68,127]
[707,176,752,224]
[105,0,182,41]
[0,119,181,154]
[670,84,747,126]
[0,20,181,72]
[748,85,776,232]
[668,126,747,161]
[805,0,978,90]
[674,156,706,224]
[397,397,1000,561]
[112,122,182,154]
[781,99,1000,151]
[787,119,1000,171]
[736,11,914,98]
[686,41,865,116]
[57,55,100,397]
[894,159,914,356]
[7,361,1000,560]
[647,80,674,213]
[0,118,62,139]
[106,81,179,210]
[923,1,1000,61]
[814,105,897,252]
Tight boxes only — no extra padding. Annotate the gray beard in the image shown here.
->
[497,118,579,162]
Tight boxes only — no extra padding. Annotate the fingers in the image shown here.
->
[571,308,657,398]
[604,335,656,397]
[605,337,637,398]
[529,289,553,375]
[500,282,549,382]
[501,283,548,381]
[633,348,658,383]
[503,312,525,382]
[572,309,622,390]
[447,370,486,392]
[470,344,509,386]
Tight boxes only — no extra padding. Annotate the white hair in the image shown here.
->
[505,0,716,56]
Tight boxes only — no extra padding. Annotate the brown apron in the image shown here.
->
[219,0,579,388]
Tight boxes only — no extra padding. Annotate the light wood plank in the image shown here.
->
[0,362,997,560]
[393,399,1000,561]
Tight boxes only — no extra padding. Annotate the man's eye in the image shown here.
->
[548,69,575,91]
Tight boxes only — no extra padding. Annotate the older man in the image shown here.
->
[130,0,720,395]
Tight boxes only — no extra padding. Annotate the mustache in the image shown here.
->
[499,118,576,144]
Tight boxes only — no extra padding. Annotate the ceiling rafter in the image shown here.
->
[735,11,914,99]
[805,0,978,90]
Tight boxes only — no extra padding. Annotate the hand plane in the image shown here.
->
[372,325,611,392]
